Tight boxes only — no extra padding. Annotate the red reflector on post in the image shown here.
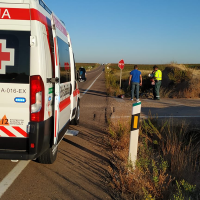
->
[30,143,35,149]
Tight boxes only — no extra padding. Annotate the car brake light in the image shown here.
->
[30,76,44,122]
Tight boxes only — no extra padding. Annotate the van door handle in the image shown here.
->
[47,77,59,83]
[70,84,72,95]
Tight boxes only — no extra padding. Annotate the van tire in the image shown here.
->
[37,145,58,164]
[71,101,80,125]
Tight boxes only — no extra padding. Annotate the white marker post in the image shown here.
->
[120,69,122,88]
[129,101,141,169]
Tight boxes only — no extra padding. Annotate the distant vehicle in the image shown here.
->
[78,67,86,82]
[0,0,80,164]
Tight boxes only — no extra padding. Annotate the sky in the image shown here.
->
[46,0,200,64]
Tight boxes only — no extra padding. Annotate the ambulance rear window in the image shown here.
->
[57,37,71,83]
[0,30,30,84]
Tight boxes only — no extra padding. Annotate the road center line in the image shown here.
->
[0,161,30,198]
[80,71,103,98]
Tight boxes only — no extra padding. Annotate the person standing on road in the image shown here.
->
[129,65,142,102]
[152,65,162,100]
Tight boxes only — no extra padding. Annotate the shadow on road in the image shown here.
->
[140,100,200,127]
[62,138,111,164]
[79,89,107,97]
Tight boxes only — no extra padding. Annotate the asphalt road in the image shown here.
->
[110,95,200,127]
[0,65,113,200]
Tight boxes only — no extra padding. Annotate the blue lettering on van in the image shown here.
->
[14,97,26,103]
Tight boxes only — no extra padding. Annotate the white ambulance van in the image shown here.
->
[0,0,80,164]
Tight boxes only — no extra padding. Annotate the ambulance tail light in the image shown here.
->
[30,76,44,122]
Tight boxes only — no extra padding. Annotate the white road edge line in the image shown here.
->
[142,116,200,118]
[111,115,200,119]
[80,71,103,98]
[0,160,30,198]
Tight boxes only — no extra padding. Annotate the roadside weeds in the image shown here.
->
[104,64,200,199]
[105,63,200,99]
[106,117,200,200]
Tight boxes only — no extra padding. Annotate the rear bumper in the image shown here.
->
[0,117,53,160]
[0,150,37,160]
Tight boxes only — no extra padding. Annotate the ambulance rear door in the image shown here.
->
[51,12,71,145]
[0,3,30,153]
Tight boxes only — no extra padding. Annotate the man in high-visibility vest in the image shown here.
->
[153,65,162,100]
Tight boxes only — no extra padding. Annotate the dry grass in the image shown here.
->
[105,65,153,98]
[106,62,200,99]
[163,63,200,98]
[107,118,200,199]
[178,79,200,98]
[76,63,99,71]
[115,70,152,79]
[105,66,124,96]
[169,63,188,71]
[143,118,200,182]
[169,63,200,78]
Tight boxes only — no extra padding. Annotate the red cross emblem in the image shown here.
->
[0,40,15,74]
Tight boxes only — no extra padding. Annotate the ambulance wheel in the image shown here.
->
[37,145,58,164]
[71,101,80,125]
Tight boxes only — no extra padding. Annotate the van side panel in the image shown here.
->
[29,6,54,154]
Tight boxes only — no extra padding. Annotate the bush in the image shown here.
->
[171,180,200,200]
[168,68,192,84]
[107,118,200,199]
[105,66,124,96]
[160,65,200,98]
[106,63,200,98]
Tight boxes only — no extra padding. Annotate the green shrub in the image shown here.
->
[171,180,200,200]
[168,68,192,84]
[108,117,200,200]
[105,65,124,96]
